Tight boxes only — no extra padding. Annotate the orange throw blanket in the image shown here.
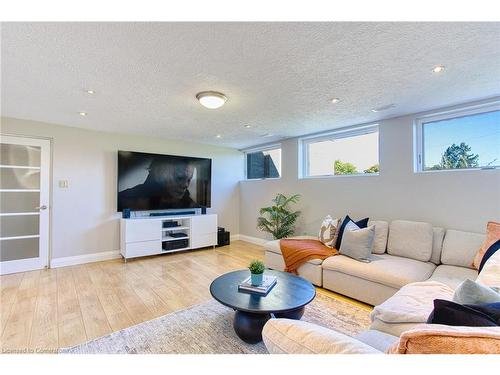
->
[279,239,338,275]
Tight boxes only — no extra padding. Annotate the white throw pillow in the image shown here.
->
[476,250,500,288]
[318,215,341,248]
[340,225,376,263]
[344,220,360,232]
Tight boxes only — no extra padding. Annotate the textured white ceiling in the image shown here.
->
[1,22,499,149]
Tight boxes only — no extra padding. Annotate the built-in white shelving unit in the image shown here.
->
[120,214,217,261]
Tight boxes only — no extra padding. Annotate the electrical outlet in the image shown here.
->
[58,180,69,188]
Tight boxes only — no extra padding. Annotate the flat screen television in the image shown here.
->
[117,151,211,212]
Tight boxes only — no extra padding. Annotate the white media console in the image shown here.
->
[120,214,217,261]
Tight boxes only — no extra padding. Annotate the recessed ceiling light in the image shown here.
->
[244,124,252,128]
[196,91,227,109]
[331,98,340,104]
[261,133,274,138]
[78,112,87,116]
[371,104,395,113]
[85,89,95,94]
[432,65,445,73]
[215,134,222,139]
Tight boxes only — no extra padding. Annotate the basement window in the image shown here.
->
[245,144,281,180]
[415,103,500,172]
[300,124,379,178]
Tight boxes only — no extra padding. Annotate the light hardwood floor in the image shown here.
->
[0,240,371,353]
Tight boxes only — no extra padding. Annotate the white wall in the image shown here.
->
[239,110,500,240]
[1,117,243,260]
[3,99,499,261]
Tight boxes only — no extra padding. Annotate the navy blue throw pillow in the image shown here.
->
[470,303,500,325]
[335,215,369,250]
[478,239,500,274]
[427,299,500,327]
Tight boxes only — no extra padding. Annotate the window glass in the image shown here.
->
[246,147,281,179]
[422,110,500,171]
[304,128,379,177]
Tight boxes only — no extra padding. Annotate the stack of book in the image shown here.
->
[238,275,277,295]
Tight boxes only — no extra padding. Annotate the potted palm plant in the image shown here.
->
[248,260,265,286]
[257,193,301,239]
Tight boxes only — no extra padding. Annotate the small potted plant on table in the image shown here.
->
[248,260,265,286]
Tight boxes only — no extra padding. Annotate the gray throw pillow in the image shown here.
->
[453,279,500,305]
[339,225,375,263]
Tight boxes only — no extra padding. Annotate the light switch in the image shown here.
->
[59,180,69,188]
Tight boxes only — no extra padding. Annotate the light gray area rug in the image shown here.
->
[60,293,371,354]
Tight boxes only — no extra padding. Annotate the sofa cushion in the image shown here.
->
[387,220,433,262]
[370,281,454,325]
[431,227,445,265]
[387,324,500,354]
[428,265,478,290]
[264,237,322,265]
[262,319,381,354]
[323,270,398,307]
[370,320,421,338]
[321,253,436,289]
[265,251,323,286]
[354,330,399,352]
[441,229,485,268]
[368,220,389,254]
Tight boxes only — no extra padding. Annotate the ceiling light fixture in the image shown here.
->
[432,65,445,73]
[371,104,395,113]
[85,89,95,94]
[196,91,227,109]
[78,112,87,116]
[244,124,252,128]
[215,134,222,139]
[331,98,340,104]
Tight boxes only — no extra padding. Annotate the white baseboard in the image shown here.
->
[50,250,121,268]
[236,234,268,246]
[50,235,268,268]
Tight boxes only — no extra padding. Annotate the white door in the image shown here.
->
[0,135,50,275]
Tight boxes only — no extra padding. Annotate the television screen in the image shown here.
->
[117,151,211,211]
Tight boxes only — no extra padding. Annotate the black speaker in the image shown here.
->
[201,207,207,214]
[122,208,131,219]
[217,229,230,247]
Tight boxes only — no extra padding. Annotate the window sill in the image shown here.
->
[415,167,499,174]
[299,173,380,180]
[243,177,282,181]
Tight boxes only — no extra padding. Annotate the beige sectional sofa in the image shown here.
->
[261,222,499,354]
[264,219,485,306]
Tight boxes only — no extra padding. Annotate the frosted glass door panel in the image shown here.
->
[0,168,40,189]
[0,192,40,213]
[0,143,41,166]
[0,237,39,262]
[0,213,39,238]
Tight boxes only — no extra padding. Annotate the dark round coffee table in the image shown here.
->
[209,269,316,344]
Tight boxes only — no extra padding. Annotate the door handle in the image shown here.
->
[35,205,47,211]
